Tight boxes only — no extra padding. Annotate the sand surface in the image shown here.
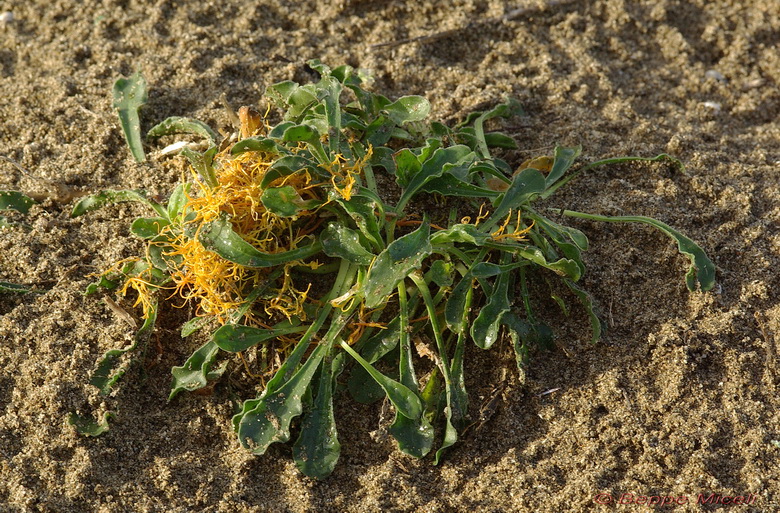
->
[1,0,779,511]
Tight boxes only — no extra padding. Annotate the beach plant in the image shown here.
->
[69,61,714,477]
[0,191,36,294]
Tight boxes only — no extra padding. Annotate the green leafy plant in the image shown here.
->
[70,61,714,477]
[113,71,148,163]
[0,190,35,229]
[0,191,36,294]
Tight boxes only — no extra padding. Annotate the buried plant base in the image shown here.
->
[68,61,714,478]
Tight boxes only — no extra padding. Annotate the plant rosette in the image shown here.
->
[68,60,715,478]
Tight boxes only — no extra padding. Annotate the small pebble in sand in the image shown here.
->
[705,69,726,82]
[0,11,13,23]
[701,101,722,113]
[742,78,764,90]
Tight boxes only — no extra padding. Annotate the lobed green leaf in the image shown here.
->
[320,223,375,265]
[169,340,226,400]
[112,71,148,162]
[363,221,433,309]
[0,191,35,214]
[560,210,716,292]
[199,215,323,268]
[71,189,167,219]
[146,116,217,145]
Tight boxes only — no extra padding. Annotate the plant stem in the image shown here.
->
[408,273,451,381]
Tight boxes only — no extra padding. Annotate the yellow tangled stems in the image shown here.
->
[160,148,322,323]
[491,210,534,242]
[156,135,370,327]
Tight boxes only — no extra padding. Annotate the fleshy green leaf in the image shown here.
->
[236,340,331,454]
[470,98,523,159]
[420,174,501,199]
[147,116,217,145]
[283,123,320,142]
[198,214,322,268]
[363,220,433,309]
[180,146,218,189]
[426,259,454,288]
[320,223,375,265]
[260,186,318,217]
[470,259,513,349]
[168,340,226,400]
[68,411,113,437]
[71,189,166,218]
[212,323,305,353]
[130,217,170,239]
[389,411,434,458]
[388,283,434,458]
[483,168,547,230]
[560,210,716,292]
[339,340,423,420]
[0,191,35,214]
[445,261,523,332]
[293,355,341,478]
[180,316,210,338]
[0,281,31,294]
[357,317,402,364]
[515,246,581,280]
[335,194,384,252]
[484,132,518,149]
[166,183,191,222]
[394,148,421,187]
[383,96,431,125]
[397,145,475,211]
[231,137,287,155]
[431,224,491,246]
[112,71,148,162]
[544,146,582,188]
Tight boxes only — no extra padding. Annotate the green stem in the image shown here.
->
[408,273,451,380]
[397,281,417,390]
[540,153,684,200]
[351,142,378,195]
[266,260,355,391]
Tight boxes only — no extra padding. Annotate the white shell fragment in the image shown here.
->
[705,69,726,82]
[160,141,191,155]
[0,11,14,23]
[701,101,722,113]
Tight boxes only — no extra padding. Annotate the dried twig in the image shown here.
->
[1,155,85,203]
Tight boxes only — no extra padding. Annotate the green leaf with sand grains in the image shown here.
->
[362,220,433,309]
[560,210,716,292]
[293,355,341,479]
[168,340,226,400]
[146,116,217,145]
[198,214,323,268]
[320,223,375,265]
[113,71,148,162]
[0,191,35,214]
[71,189,167,219]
